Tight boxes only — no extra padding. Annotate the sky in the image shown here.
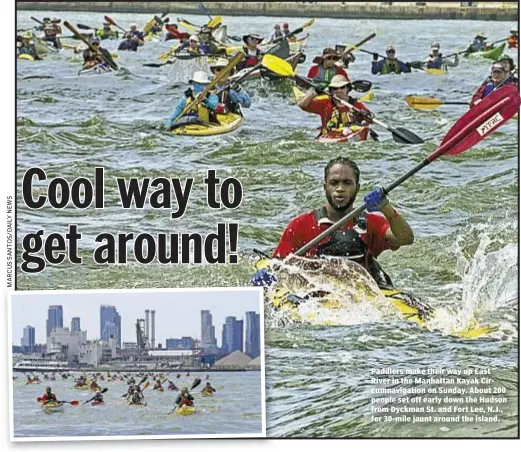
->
[10,288,263,347]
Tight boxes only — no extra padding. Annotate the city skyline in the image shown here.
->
[10,288,263,347]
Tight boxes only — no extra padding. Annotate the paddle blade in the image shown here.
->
[77,24,93,30]
[262,54,295,77]
[104,16,116,26]
[405,96,444,110]
[359,90,374,103]
[190,378,202,390]
[437,85,520,157]
[390,127,425,144]
[352,80,372,93]
[70,401,79,406]
[207,16,222,29]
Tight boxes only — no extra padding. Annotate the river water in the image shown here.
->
[13,372,263,437]
[16,11,518,438]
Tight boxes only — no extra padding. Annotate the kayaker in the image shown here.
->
[198,27,220,54]
[130,389,143,405]
[166,71,219,129]
[210,58,252,114]
[470,63,516,106]
[83,38,115,69]
[176,35,210,56]
[165,24,190,42]
[92,392,105,405]
[176,373,181,378]
[282,23,292,40]
[372,46,411,75]
[269,156,415,289]
[236,34,264,71]
[186,372,190,377]
[35,17,51,32]
[334,45,356,70]
[118,32,143,51]
[297,75,373,139]
[202,382,216,394]
[175,387,195,408]
[307,48,350,89]
[39,387,58,403]
[153,380,163,390]
[497,55,518,82]
[268,24,284,43]
[507,29,518,49]
[129,24,145,42]
[206,374,210,380]
[96,22,119,40]
[466,33,489,53]
[424,43,458,70]
[41,19,62,49]
[17,32,42,60]
[168,381,179,391]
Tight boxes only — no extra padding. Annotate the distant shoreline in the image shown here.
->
[17,2,518,21]
[13,367,259,373]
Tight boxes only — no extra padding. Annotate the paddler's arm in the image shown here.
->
[166,98,187,128]
[364,188,414,247]
[297,90,317,109]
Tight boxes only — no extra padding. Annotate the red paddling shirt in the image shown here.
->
[274,208,395,259]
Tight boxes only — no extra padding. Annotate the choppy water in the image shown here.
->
[16,11,518,438]
[13,372,263,437]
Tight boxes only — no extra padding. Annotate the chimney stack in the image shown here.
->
[145,310,150,348]
[151,310,156,350]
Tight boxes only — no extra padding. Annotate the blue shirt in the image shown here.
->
[118,40,139,51]
[167,83,219,127]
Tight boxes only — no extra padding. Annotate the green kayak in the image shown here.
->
[466,42,506,61]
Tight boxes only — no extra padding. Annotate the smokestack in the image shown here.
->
[145,310,150,348]
[151,310,156,350]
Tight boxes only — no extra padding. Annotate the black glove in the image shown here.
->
[405,62,412,69]
[184,88,193,98]
[358,110,374,121]
[234,85,242,93]
[373,53,379,61]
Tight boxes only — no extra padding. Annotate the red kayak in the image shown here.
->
[91,401,105,406]
[316,125,372,144]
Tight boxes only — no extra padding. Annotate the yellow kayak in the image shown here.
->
[171,113,243,137]
[176,405,196,416]
[424,68,447,76]
[73,385,89,390]
[257,258,496,339]
[18,54,35,61]
[202,391,213,397]
[41,402,64,413]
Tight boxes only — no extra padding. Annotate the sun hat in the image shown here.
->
[328,74,351,89]
[189,35,200,43]
[209,57,229,68]
[243,33,264,44]
[189,71,212,84]
[313,47,341,64]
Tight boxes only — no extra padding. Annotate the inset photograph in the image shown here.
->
[9,287,265,440]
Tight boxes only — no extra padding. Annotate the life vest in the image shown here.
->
[243,46,261,67]
[321,99,360,135]
[181,397,194,406]
[185,94,215,123]
[312,65,338,84]
[426,53,443,69]
[314,208,394,289]
[381,59,402,75]
[217,89,242,114]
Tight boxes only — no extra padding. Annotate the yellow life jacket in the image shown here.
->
[323,107,356,135]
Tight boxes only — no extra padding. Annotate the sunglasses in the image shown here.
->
[212,67,224,72]
[93,42,100,46]
[386,50,395,54]
[325,56,340,61]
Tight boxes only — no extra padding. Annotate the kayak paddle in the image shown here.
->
[77,23,97,30]
[190,378,202,390]
[171,52,245,125]
[143,53,225,68]
[56,400,79,406]
[340,33,377,56]
[293,84,520,256]
[63,21,118,71]
[405,96,470,110]
[104,16,127,34]
[263,54,424,144]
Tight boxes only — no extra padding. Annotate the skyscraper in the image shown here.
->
[46,305,63,338]
[201,310,217,352]
[245,311,261,359]
[21,325,35,353]
[100,305,121,349]
[223,317,244,354]
[71,317,81,333]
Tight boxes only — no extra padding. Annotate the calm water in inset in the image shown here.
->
[13,372,263,437]
[16,11,518,437]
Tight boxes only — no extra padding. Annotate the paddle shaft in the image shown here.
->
[344,33,376,55]
[31,16,44,25]
[64,21,118,70]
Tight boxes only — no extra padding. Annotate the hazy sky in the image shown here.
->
[10,288,263,346]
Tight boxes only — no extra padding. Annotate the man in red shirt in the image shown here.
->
[297,75,373,139]
[307,48,350,89]
[38,386,58,404]
[271,157,414,288]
